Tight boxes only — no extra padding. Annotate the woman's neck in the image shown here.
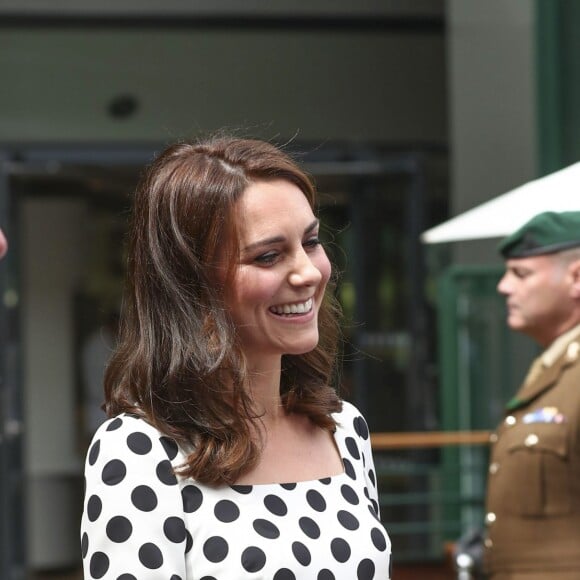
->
[246,356,284,419]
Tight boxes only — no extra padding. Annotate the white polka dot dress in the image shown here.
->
[81,400,392,579]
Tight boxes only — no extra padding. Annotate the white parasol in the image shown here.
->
[421,162,580,243]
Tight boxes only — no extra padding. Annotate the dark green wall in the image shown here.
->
[537,0,580,173]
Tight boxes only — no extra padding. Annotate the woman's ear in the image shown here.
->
[568,259,580,298]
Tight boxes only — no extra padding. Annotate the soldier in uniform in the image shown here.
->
[484,211,580,580]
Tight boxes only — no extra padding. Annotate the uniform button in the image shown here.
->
[484,538,493,549]
[505,415,516,426]
[489,462,499,474]
[489,433,498,443]
[524,433,539,447]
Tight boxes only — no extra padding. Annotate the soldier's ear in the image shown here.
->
[568,259,580,298]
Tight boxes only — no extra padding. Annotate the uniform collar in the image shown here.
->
[541,323,580,368]
[505,324,580,412]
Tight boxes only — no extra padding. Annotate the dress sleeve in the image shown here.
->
[339,401,381,518]
[80,414,188,580]
[356,412,381,518]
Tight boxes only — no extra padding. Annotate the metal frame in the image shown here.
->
[0,150,25,580]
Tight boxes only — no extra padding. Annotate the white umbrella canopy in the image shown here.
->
[421,161,580,244]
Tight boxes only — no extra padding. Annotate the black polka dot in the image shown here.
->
[354,415,369,439]
[170,576,183,580]
[341,484,359,505]
[319,477,332,485]
[156,460,178,485]
[331,537,351,563]
[253,518,280,539]
[318,570,335,580]
[160,436,179,460]
[231,484,253,494]
[89,551,109,578]
[117,575,137,580]
[370,499,380,518]
[164,516,186,543]
[344,437,360,460]
[343,458,356,480]
[131,485,158,511]
[371,527,387,551]
[88,440,100,465]
[102,459,126,486]
[106,417,123,431]
[81,532,89,558]
[214,499,240,523]
[127,432,152,455]
[86,495,102,522]
[203,536,229,562]
[299,516,320,539]
[306,489,326,512]
[337,510,360,530]
[106,516,132,542]
[182,485,203,513]
[292,541,311,566]
[281,482,297,490]
[368,468,376,487]
[241,546,266,572]
[199,577,217,580]
[357,558,375,579]
[185,530,193,553]
[264,494,288,516]
[139,542,163,569]
[274,569,296,580]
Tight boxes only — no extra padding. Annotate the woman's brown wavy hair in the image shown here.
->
[104,135,342,485]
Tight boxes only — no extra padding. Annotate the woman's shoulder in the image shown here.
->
[86,412,182,467]
[332,399,371,439]
[91,412,162,441]
[332,399,367,422]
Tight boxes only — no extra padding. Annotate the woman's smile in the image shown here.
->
[269,297,314,316]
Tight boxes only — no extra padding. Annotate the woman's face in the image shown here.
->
[225,179,331,365]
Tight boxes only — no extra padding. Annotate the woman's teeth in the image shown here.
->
[270,298,313,315]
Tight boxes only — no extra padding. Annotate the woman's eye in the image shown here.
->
[254,252,279,265]
[304,237,321,250]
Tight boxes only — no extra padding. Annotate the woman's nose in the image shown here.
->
[288,249,322,286]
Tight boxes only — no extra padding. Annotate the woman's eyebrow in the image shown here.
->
[242,219,319,253]
[304,219,319,235]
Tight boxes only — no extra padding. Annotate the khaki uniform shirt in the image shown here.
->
[484,325,580,577]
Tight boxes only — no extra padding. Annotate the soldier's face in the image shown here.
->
[497,254,573,346]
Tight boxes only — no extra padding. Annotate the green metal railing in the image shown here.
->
[372,432,489,563]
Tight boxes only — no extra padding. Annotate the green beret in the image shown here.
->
[499,211,580,258]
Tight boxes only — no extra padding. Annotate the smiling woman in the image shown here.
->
[80,135,392,580]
